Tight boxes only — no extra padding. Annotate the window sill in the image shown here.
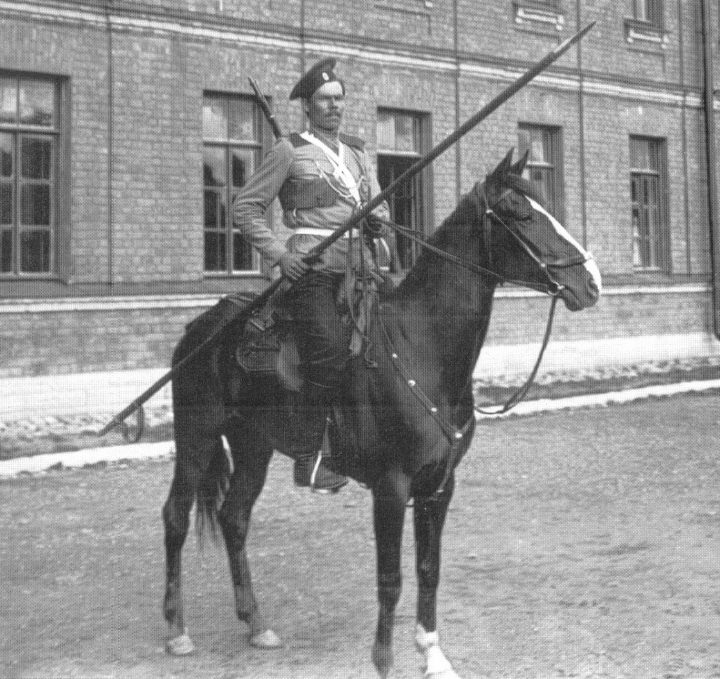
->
[624,18,669,50]
[513,2,565,33]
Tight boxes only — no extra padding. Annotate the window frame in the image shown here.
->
[512,1,565,34]
[517,122,565,223]
[633,0,663,27]
[629,135,670,273]
[202,91,269,277]
[0,73,65,280]
[624,0,667,47]
[376,107,432,274]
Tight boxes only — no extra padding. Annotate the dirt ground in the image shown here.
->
[2,392,719,679]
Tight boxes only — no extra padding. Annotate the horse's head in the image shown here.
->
[479,149,601,311]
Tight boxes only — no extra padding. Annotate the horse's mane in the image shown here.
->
[393,170,546,297]
[393,186,480,296]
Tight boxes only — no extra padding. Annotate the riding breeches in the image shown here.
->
[285,271,351,389]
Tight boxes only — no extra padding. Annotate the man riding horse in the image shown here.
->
[233,58,390,493]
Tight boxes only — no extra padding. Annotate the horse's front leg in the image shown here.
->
[371,469,411,678]
[218,425,281,649]
[414,474,460,679]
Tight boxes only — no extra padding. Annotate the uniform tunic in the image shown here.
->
[232,132,389,273]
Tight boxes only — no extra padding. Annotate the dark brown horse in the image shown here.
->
[162,150,601,678]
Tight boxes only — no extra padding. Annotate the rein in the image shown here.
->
[374,182,581,497]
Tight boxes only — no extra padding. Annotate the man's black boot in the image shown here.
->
[291,383,347,494]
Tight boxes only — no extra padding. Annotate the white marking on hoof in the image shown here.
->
[415,624,460,678]
[166,631,195,656]
[250,628,282,649]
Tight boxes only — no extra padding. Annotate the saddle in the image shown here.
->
[234,296,304,392]
[234,272,384,391]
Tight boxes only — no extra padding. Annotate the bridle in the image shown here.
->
[378,179,592,296]
[376,179,594,498]
[478,182,593,294]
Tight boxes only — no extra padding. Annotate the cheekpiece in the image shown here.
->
[289,57,342,100]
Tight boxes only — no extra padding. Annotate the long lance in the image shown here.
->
[98,22,594,437]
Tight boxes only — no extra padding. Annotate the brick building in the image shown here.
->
[1,0,719,419]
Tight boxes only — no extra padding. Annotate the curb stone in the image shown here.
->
[2,378,720,478]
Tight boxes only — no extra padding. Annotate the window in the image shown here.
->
[625,0,667,46]
[630,136,668,271]
[633,0,662,26]
[202,93,267,274]
[376,109,430,272]
[513,1,565,33]
[517,123,564,220]
[0,75,60,276]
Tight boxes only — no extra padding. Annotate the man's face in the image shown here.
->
[305,81,345,134]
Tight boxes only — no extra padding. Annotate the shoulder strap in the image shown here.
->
[339,132,365,150]
[287,132,311,148]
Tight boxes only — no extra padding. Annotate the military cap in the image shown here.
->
[289,57,345,100]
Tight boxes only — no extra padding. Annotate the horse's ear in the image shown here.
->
[510,149,529,176]
[491,148,515,178]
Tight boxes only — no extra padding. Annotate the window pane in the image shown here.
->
[228,98,256,140]
[0,183,11,224]
[21,137,52,179]
[203,146,226,187]
[232,231,253,270]
[231,148,252,188]
[518,127,531,157]
[204,189,221,229]
[630,138,654,171]
[204,231,226,271]
[19,80,54,126]
[1,228,12,272]
[394,114,416,153]
[0,78,16,124]
[20,229,50,272]
[529,166,550,201]
[21,184,50,225]
[0,133,12,177]
[377,110,394,150]
[202,96,227,139]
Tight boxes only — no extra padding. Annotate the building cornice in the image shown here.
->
[0,0,708,109]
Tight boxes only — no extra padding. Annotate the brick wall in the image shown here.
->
[1,0,719,386]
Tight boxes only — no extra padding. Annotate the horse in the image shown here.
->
[161,149,601,678]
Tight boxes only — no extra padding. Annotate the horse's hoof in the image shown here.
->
[372,642,393,678]
[426,670,461,679]
[250,629,282,649]
[166,632,195,656]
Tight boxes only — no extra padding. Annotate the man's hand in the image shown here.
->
[279,252,311,281]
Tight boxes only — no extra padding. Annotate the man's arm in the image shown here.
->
[363,150,390,235]
[233,139,294,266]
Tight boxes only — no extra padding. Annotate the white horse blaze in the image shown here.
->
[526,196,602,294]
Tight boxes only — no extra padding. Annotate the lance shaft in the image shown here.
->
[306,21,595,258]
[99,84,287,437]
[98,23,594,437]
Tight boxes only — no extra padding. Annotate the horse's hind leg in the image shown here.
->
[163,397,226,655]
[218,419,281,649]
[414,474,460,679]
[162,463,199,655]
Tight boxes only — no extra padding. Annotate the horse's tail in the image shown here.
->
[170,294,253,543]
[194,436,232,542]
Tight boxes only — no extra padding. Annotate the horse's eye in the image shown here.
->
[507,195,533,221]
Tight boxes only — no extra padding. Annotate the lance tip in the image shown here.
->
[553,20,596,53]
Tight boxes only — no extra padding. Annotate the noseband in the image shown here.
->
[478,184,592,295]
